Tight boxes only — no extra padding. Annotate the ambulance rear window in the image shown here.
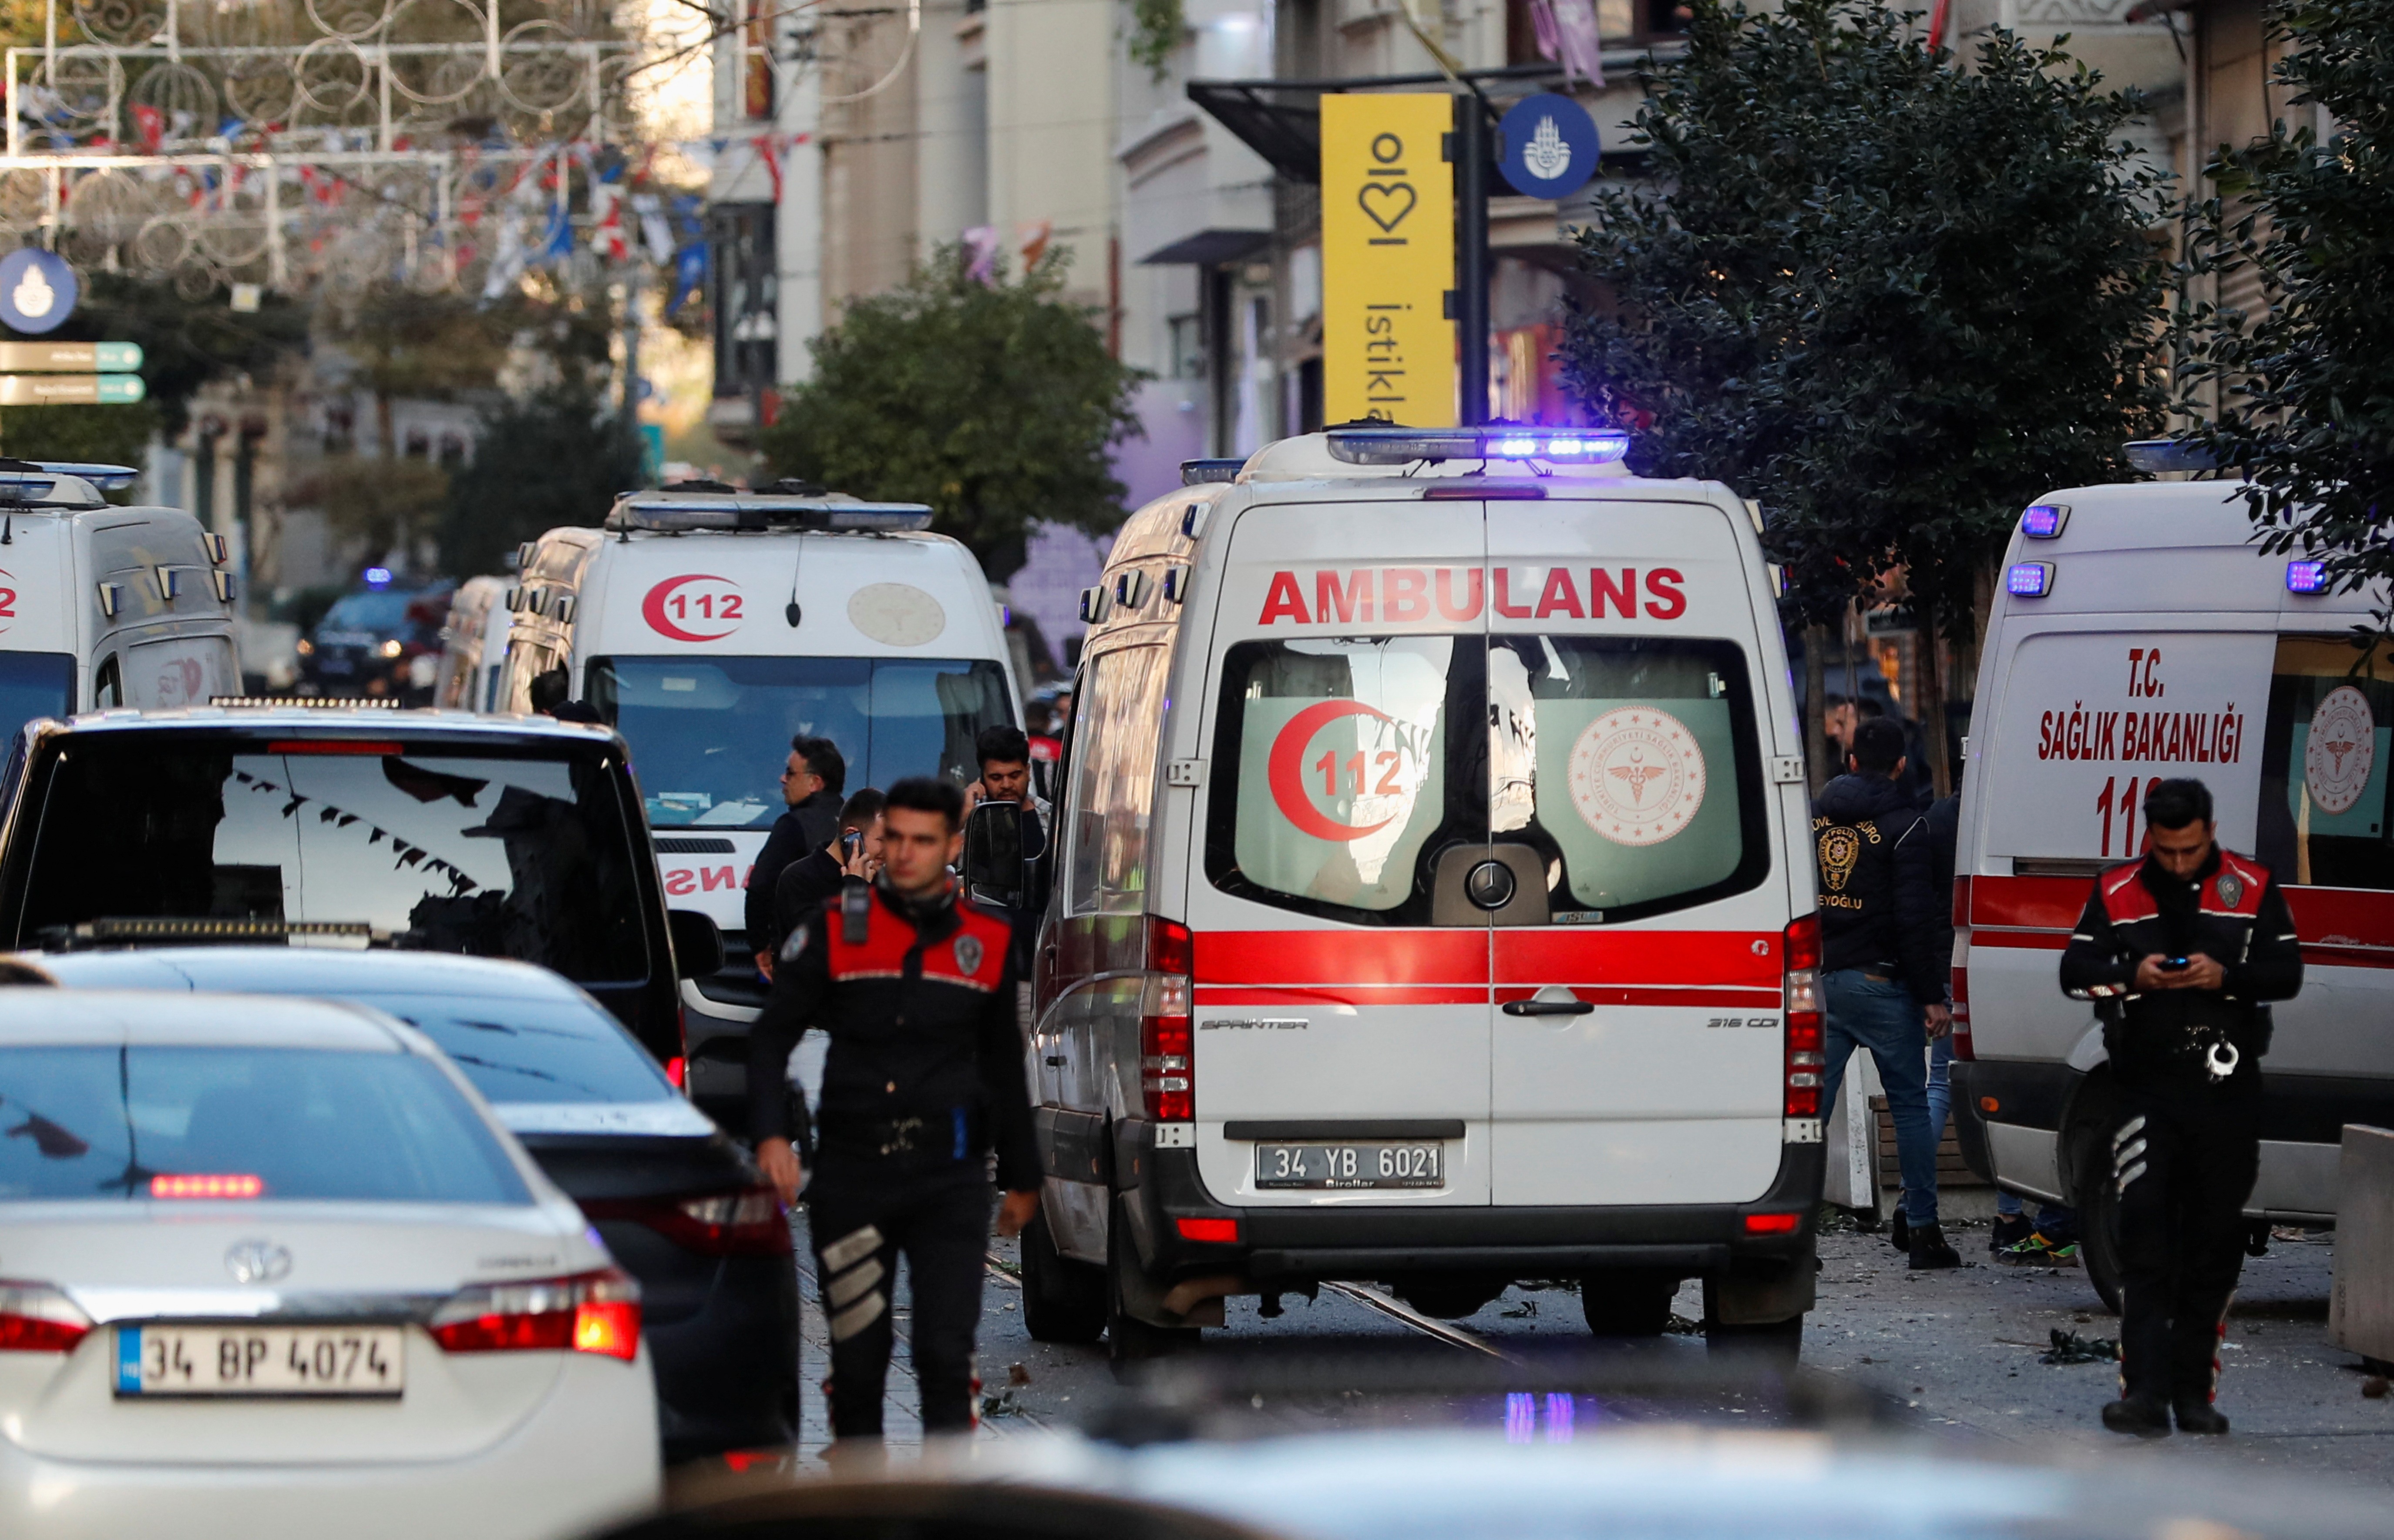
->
[2255,635,2394,890]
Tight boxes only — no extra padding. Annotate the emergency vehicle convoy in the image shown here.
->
[1950,475,2394,1306]
[0,460,240,750]
[495,485,1021,1126]
[1002,426,1825,1357]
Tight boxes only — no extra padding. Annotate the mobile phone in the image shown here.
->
[2162,956,2190,970]
[841,830,864,861]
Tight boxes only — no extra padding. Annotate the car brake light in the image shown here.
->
[1783,915,1822,1120]
[0,1282,92,1352]
[1141,917,1194,1122]
[582,1188,791,1258]
[665,1056,686,1088]
[151,1173,264,1199]
[428,1267,642,1361]
[1175,1217,1239,1243]
[1743,1212,1801,1235]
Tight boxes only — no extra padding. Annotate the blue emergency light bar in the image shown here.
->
[2007,561,2055,598]
[1180,459,1244,486]
[610,492,934,533]
[2020,503,2068,539]
[2123,440,2218,475]
[2286,560,2330,595]
[1325,425,1631,466]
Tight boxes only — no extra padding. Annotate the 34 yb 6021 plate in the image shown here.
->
[1255,1141,1443,1189]
[116,1325,405,1398]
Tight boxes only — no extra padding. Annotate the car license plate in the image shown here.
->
[1254,1141,1443,1189]
[115,1325,405,1398]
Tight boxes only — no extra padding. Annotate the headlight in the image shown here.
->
[380,639,404,659]
[296,639,314,656]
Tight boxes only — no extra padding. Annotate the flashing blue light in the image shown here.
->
[1492,436,1540,458]
[1326,426,1631,466]
[363,566,393,587]
[2286,560,2329,595]
[1544,1392,1576,1443]
[2007,561,2054,598]
[2020,503,2068,539]
[1504,1392,1536,1444]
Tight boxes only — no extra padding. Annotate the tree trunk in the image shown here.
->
[1916,604,1951,799]
[1804,621,1831,795]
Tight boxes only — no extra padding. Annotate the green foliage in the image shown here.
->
[760,245,1147,580]
[38,273,309,436]
[0,399,160,480]
[440,389,640,578]
[1127,0,1185,82]
[1559,0,2170,633]
[291,453,451,557]
[2173,0,2394,620]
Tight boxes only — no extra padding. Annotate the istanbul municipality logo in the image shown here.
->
[1522,114,1572,182]
[1498,93,1599,201]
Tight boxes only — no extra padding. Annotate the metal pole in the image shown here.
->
[1454,92,1490,427]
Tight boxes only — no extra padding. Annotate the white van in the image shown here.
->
[433,574,512,712]
[992,426,1824,1358]
[0,461,240,750]
[498,486,1022,1128]
[1949,475,2393,1307]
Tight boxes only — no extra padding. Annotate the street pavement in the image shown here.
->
[778,1211,2394,1497]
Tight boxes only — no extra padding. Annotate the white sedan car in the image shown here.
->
[0,990,661,1540]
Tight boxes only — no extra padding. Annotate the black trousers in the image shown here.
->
[806,1161,993,1440]
[2110,1076,2259,1403]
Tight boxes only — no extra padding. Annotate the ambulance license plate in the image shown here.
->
[115,1324,405,1398]
[1255,1141,1442,1189]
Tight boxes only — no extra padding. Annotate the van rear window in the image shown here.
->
[2256,635,2394,890]
[1206,636,1766,925]
[14,735,650,985]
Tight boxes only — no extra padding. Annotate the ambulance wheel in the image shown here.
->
[1580,1271,1678,1336]
[2075,1134,2127,1315]
[1704,1313,1803,1368]
[1106,1214,1197,1373]
[1021,1208,1107,1344]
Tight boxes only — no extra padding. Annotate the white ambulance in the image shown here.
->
[987,426,1825,1359]
[432,574,512,712]
[1949,471,2394,1309]
[0,460,241,752]
[498,486,1022,1129]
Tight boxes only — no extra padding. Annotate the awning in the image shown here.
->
[1139,228,1273,266]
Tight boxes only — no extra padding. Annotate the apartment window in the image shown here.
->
[1167,314,1203,379]
[710,203,778,398]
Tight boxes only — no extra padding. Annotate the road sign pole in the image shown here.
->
[1454,93,1491,428]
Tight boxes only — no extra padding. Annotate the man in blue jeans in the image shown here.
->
[1812,717,1958,1269]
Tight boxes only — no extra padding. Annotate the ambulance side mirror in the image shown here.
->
[963,803,1047,914]
[667,909,725,980]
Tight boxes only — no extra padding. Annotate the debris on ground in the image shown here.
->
[979,1389,1023,1419]
[1008,1362,1032,1387]
[1500,1299,1538,1319]
[2363,1376,2389,1399]
[2039,1329,2121,1365]
[1664,1314,1703,1336]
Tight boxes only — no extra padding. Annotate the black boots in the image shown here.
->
[2101,1394,2172,1436]
[2174,1396,2231,1434]
[1907,1222,1961,1270]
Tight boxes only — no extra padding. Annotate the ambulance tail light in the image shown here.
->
[1950,877,1974,1061]
[1140,917,1194,1122]
[1783,915,1822,1120]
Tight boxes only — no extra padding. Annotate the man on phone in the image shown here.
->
[769,788,886,964]
[963,725,1050,858]
[2060,777,2302,1436]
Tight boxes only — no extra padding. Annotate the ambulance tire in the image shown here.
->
[1579,1271,1678,1336]
[2074,1129,2127,1315]
[1106,1208,1199,1374]
[1021,1208,1107,1344]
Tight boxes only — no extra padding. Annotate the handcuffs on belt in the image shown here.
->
[2196,1033,2239,1081]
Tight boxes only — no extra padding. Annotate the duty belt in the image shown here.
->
[819,1109,976,1161]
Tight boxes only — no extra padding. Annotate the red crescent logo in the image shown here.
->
[642,574,742,642]
[1267,699,1399,842]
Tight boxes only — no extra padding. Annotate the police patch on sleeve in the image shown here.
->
[779,925,809,963]
[953,934,984,975]
[2216,871,2243,909]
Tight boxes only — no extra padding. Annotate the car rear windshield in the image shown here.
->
[587,655,1013,829]
[1207,635,1766,925]
[0,1045,529,1204]
[14,735,651,985]
[344,993,676,1106]
[0,651,72,753]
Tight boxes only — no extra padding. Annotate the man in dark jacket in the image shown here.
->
[746,735,847,975]
[747,775,1040,1453]
[1813,717,1957,1268]
[771,787,885,957]
[2060,777,2301,1437]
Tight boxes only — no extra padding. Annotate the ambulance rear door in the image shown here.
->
[1184,492,1494,1208]
[1483,493,1788,1207]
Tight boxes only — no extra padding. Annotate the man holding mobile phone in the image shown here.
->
[766,788,887,972]
[2059,777,2303,1437]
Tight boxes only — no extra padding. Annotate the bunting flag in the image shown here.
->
[751,134,784,203]
[963,225,999,285]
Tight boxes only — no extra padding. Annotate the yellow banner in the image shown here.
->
[1321,93,1455,427]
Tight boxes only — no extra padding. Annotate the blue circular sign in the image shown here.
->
[1498,93,1600,200]
[0,249,77,334]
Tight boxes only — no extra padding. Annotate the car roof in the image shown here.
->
[46,705,615,741]
[0,988,406,1050]
[30,947,589,1003]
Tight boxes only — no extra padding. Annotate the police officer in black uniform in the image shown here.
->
[2059,777,2302,1436]
[747,775,1041,1455]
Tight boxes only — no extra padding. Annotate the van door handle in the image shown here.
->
[1503,1000,1594,1017]
[1044,1056,1067,1065]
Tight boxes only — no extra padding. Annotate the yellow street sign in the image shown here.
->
[1321,93,1455,427]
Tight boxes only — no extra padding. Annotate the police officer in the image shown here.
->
[748,775,1040,1454]
[2059,777,2302,1436]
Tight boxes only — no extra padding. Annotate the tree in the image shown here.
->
[440,389,641,578]
[40,272,309,436]
[1558,0,2171,787]
[2174,0,2394,621]
[290,454,452,562]
[0,400,160,474]
[760,245,1147,580]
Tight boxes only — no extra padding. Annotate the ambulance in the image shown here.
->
[432,574,512,711]
[498,485,1022,1129]
[1949,471,2394,1309]
[993,426,1825,1359]
[0,460,241,752]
